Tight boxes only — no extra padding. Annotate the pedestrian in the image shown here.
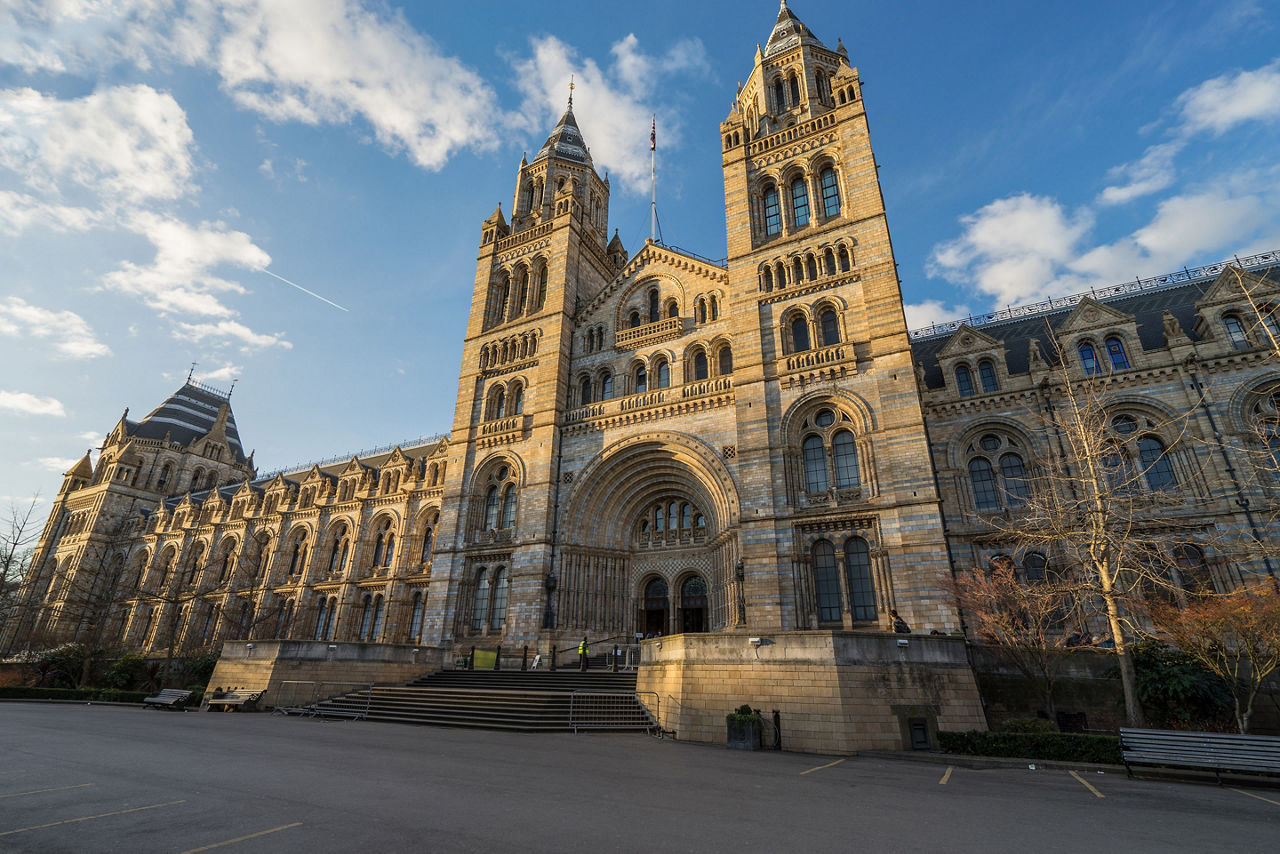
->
[890,609,911,633]
[578,636,590,671]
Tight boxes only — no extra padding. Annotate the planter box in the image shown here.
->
[727,717,763,750]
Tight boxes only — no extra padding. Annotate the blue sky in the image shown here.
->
[2,0,1278,509]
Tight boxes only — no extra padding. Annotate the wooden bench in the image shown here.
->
[143,688,193,711]
[1119,728,1280,783]
[204,690,263,712]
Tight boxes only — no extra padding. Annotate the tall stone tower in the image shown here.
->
[424,94,627,645]
[717,0,956,631]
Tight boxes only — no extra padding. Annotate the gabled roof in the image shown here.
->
[65,451,94,480]
[764,0,827,57]
[533,104,592,166]
[131,381,248,463]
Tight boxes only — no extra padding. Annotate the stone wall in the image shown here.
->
[636,631,985,753]
[206,640,444,707]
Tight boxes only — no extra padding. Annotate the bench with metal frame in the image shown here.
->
[1119,727,1280,783]
[204,689,263,712]
[143,688,193,710]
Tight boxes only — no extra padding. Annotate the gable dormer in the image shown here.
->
[1056,297,1142,375]
[936,324,1009,398]
[1194,266,1280,353]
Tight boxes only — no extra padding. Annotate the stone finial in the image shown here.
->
[1162,310,1189,345]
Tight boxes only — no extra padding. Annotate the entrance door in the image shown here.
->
[642,578,669,637]
[680,575,707,633]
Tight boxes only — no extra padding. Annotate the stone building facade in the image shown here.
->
[6,2,1278,668]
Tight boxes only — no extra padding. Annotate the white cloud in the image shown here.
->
[0,190,100,236]
[174,320,291,351]
[77,431,104,443]
[0,297,111,359]
[195,362,245,381]
[0,390,66,417]
[102,212,270,318]
[0,85,195,205]
[511,34,710,194]
[904,300,974,331]
[928,194,1094,305]
[1098,141,1184,206]
[37,456,80,472]
[1177,58,1280,135]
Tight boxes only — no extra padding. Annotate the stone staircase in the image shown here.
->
[308,668,656,733]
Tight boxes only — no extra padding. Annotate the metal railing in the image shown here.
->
[570,690,660,734]
[908,250,1280,341]
[271,680,373,719]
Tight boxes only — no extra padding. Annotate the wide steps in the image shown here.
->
[308,667,651,733]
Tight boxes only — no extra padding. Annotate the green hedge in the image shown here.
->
[0,686,151,704]
[938,730,1122,764]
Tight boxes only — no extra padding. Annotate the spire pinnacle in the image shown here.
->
[568,74,575,109]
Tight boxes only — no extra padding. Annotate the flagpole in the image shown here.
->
[650,114,657,243]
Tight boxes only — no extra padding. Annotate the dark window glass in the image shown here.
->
[792,315,811,352]
[764,186,781,235]
[969,458,1000,510]
[1138,436,1177,491]
[832,430,859,488]
[719,347,733,375]
[844,537,876,621]
[803,435,829,492]
[813,541,841,622]
[1023,553,1047,583]
[820,310,839,346]
[820,168,841,217]
[1106,337,1129,371]
[999,453,1029,505]
[955,365,975,397]
[635,366,647,393]
[693,352,709,380]
[978,361,998,393]
[792,177,810,226]
[1224,314,1249,348]
[1079,342,1100,375]
[656,360,670,388]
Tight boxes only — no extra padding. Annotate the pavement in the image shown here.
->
[0,704,1277,853]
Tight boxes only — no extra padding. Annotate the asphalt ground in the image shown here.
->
[0,704,1276,853]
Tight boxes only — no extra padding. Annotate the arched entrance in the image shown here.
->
[642,577,668,637]
[679,575,708,633]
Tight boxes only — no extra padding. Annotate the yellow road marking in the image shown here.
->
[0,799,185,837]
[1230,788,1280,807]
[180,822,304,853]
[1069,770,1104,799]
[0,783,93,800]
[939,766,953,785]
[800,758,846,775]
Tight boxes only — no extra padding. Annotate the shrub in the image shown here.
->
[938,730,1121,764]
[726,703,761,723]
[1002,717,1058,734]
[103,653,148,690]
[1131,640,1232,731]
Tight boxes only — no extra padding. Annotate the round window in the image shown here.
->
[815,409,835,427]
[979,435,1001,452]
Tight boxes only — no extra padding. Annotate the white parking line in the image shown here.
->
[180,822,304,853]
[0,799,185,837]
[0,783,92,800]
[1069,770,1104,799]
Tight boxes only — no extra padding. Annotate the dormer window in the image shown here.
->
[955,365,975,397]
[1223,314,1250,349]
[978,360,998,393]
[1079,341,1100,376]
[1105,337,1130,371]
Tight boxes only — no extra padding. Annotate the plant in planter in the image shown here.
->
[726,704,763,750]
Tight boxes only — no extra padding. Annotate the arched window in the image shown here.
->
[819,310,839,346]
[218,542,236,582]
[819,167,841,217]
[812,540,841,623]
[837,244,850,272]
[500,484,517,529]
[489,387,505,420]
[773,77,786,111]
[484,486,500,529]
[718,346,733,375]
[762,266,774,291]
[635,365,647,394]
[803,435,829,492]
[1223,314,1250,349]
[789,73,800,104]
[955,365,975,397]
[1138,436,1177,491]
[510,383,524,415]
[791,177,810,227]
[409,592,425,642]
[314,597,329,640]
[1023,552,1048,583]
[791,314,811,352]
[382,532,395,567]
[823,248,836,276]
[1105,337,1130,371]
[648,289,660,324]
[1079,341,1100,375]
[998,453,1030,505]
[832,430,859,488]
[793,257,804,284]
[693,351,709,381]
[371,595,385,641]
[490,568,508,629]
[600,371,614,400]
[978,360,998,393]
[845,537,876,621]
[472,569,490,631]
[763,185,781,235]
[535,267,548,310]
[288,536,307,576]
[514,270,529,317]
[968,458,1000,511]
[710,296,719,320]
[655,359,671,388]
[421,527,434,561]
[186,543,204,585]
[630,310,641,328]
[666,299,678,319]
[157,463,171,491]
[681,503,692,529]
[579,375,592,405]
[1173,544,1212,593]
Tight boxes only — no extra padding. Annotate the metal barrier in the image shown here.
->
[569,690,660,735]
[271,680,373,720]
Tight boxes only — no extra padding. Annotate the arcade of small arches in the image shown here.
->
[484,259,550,330]
[484,379,526,421]
[576,339,735,405]
[479,330,541,370]
[753,158,843,242]
[759,240,853,292]
[780,299,846,356]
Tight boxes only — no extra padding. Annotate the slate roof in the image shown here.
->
[764,0,826,57]
[910,279,1212,390]
[130,382,248,463]
[533,105,591,166]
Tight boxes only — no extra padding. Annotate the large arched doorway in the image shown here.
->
[642,577,668,637]
[679,575,708,633]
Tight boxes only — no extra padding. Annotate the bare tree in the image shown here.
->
[1147,586,1280,733]
[0,499,41,647]
[950,555,1089,722]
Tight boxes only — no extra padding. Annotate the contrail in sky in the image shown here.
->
[259,267,349,312]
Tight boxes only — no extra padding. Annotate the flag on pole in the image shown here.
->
[650,116,656,151]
